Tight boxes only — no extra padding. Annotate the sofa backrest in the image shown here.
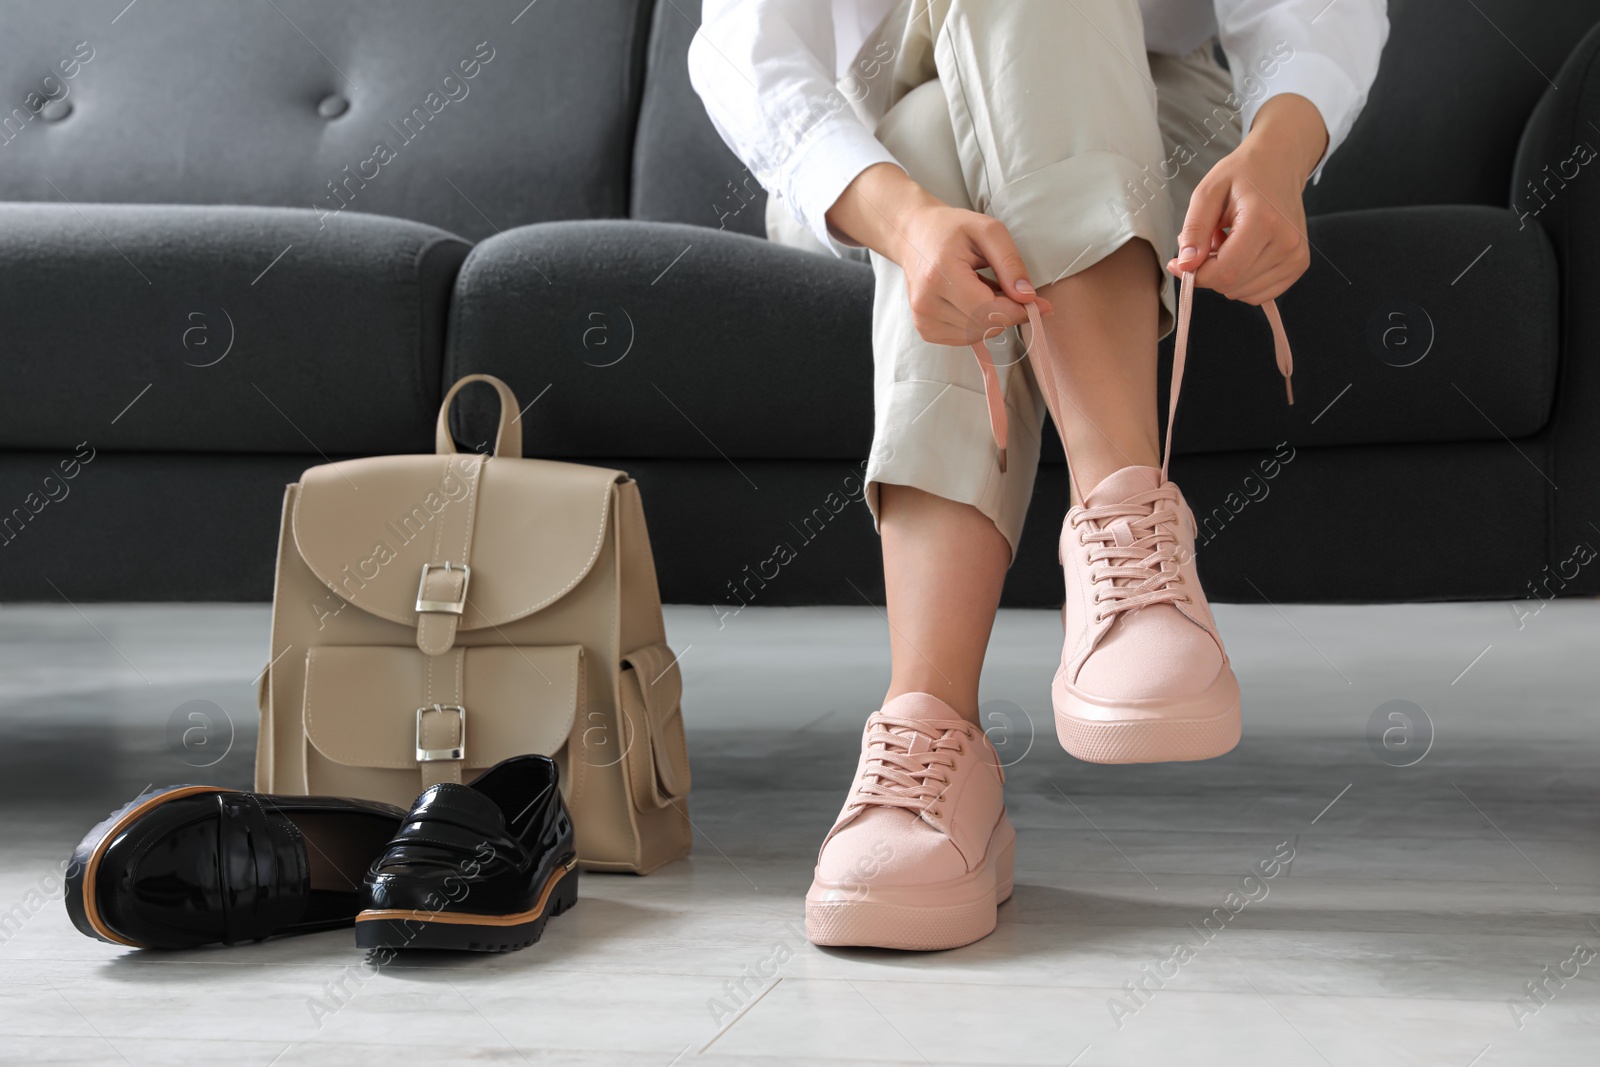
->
[1307,0,1600,215]
[631,0,1600,227]
[0,0,654,241]
[631,0,767,237]
[7,1,1595,239]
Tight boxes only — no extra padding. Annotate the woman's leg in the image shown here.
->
[863,77,1046,724]
[1022,40,1245,503]
[810,478,1016,953]
[808,0,1183,951]
[878,483,1010,724]
[875,234,1166,718]
[1032,241,1162,504]
[1019,40,1245,503]
[805,74,1023,951]
[878,231,1164,726]
[888,0,1248,765]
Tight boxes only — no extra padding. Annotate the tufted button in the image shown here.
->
[316,93,349,120]
[39,98,71,122]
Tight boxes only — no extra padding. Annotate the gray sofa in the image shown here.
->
[1,0,1597,607]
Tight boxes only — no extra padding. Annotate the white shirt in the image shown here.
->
[689,0,1389,253]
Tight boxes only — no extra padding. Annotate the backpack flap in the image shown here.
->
[290,452,625,641]
[619,642,691,808]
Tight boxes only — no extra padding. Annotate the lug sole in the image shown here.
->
[1053,666,1241,764]
[354,862,578,953]
[65,784,236,948]
[805,819,1015,952]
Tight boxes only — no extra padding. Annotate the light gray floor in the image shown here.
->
[1,600,1597,1066]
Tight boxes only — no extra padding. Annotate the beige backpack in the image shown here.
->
[256,374,692,873]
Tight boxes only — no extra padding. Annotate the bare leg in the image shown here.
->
[878,483,1010,725]
[1032,240,1163,502]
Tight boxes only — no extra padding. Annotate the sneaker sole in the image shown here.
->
[353,861,578,953]
[804,818,1015,951]
[1054,665,1240,764]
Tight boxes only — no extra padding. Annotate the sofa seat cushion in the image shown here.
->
[0,204,467,454]
[445,208,1556,465]
[445,220,876,460]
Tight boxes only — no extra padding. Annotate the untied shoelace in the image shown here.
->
[966,269,1295,618]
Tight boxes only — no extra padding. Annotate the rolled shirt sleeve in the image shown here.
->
[689,0,902,255]
[1215,0,1389,180]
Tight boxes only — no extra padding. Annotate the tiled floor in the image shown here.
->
[1,600,1597,1065]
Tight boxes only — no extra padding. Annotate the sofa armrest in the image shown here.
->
[0,204,468,455]
[1512,18,1600,591]
[444,220,875,461]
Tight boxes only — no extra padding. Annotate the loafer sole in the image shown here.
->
[1054,664,1241,763]
[65,784,235,948]
[804,817,1015,952]
[354,861,579,953]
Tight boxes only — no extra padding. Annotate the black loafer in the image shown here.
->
[65,785,406,949]
[355,754,578,952]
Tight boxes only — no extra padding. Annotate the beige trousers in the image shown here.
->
[768,0,1242,558]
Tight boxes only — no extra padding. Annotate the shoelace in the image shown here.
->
[967,268,1294,500]
[967,269,1294,619]
[1071,484,1186,622]
[851,718,971,818]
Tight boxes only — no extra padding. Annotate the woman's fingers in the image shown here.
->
[939,275,1030,346]
[1170,177,1230,276]
[1230,254,1309,306]
[968,217,1036,304]
[1178,138,1315,303]
[1211,213,1310,304]
[976,274,1054,316]
[1194,192,1273,298]
[902,206,1054,345]
[929,222,1040,344]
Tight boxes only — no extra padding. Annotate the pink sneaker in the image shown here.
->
[963,270,1293,764]
[1054,465,1239,762]
[805,693,1015,951]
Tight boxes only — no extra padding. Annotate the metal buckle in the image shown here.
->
[415,704,466,762]
[415,562,471,615]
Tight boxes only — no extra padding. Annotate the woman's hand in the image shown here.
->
[1168,93,1330,306]
[826,162,1049,346]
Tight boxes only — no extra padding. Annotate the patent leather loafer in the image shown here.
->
[356,754,578,952]
[65,785,406,949]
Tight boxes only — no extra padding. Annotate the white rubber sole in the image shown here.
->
[1054,664,1241,764]
[804,817,1015,951]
